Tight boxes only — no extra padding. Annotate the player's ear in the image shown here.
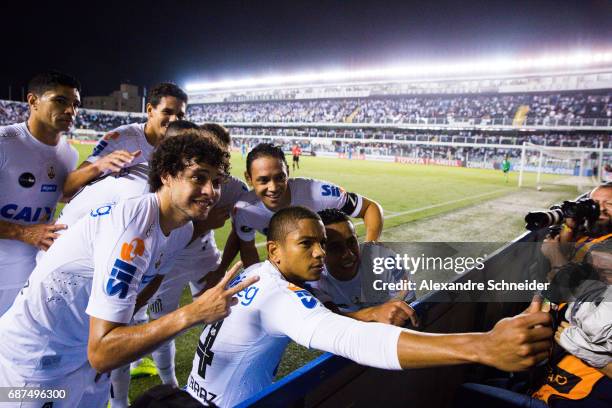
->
[244,171,253,187]
[146,102,154,117]
[267,240,280,264]
[27,93,38,110]
[160,171,173,187]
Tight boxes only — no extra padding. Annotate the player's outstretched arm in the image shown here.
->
[346,299,419,327]
[0,220,67,251]
[63,150,140,199]
[357,197,384,242]
[396,297,552,371]
[87,262,258,373]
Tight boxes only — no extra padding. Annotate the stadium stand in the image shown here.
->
[187,92,612,125]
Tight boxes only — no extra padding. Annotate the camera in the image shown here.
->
[525,198,600,231]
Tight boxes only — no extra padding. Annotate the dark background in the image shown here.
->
[2,0,610,99]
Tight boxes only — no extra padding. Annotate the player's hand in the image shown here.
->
[189,261,259,325]
[479,296,553,371]
[554,321,570,345]
[93,150,141,174]
[369,300,419,327]
[19,223,67,251]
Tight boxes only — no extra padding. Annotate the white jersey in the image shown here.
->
[0,122,78,289]
[186,261,402,407]
[0,194,193,381]
[57,163,150,228]
[233,178,363,241]
[87,123,152,165]
[311,243,416,311]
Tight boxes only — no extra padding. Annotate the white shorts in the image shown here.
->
[0,360,109,408]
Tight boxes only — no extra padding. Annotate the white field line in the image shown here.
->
[252,188,509,248]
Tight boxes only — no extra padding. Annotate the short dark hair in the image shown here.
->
[149,131,230,192]
[147,82,188,107]
[200,123,231,147]
[28,71,81,95]
[318,208,351,226]
[246,143,288,176]
[267,206,321,242]
[165,120,200,138]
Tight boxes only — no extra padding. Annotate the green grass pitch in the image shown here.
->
[66,142,566,399]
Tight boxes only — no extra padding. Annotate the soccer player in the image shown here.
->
[311,208,418,327]
[55,122,246,407]
[186,206,553,407]
[231,143,383,268]
[502,155,511,183]
[143,124,248,385]
[291,142,301,171]
[0,134,258,408]
[62,82,188,198]
[0,71,80,315]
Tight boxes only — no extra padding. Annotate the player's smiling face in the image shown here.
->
[147,96,187,142]
[246,156,290,211]
[166,161,222,222]
[30,85,81,133]
[323,220,360,281]
[271,219,327,283]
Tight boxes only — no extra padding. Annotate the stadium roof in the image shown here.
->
[185,49,612,92]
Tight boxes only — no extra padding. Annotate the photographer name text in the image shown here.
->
[373,279,550,292]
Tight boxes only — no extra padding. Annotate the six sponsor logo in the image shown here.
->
[321,184,342,197]
[105,237,145,299]
[287,283,318,309]
[0,204,53,222]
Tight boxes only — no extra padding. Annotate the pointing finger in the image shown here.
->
[220,261,243,286]
[226,275,259,296]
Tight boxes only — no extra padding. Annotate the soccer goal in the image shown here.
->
[517,142,611,192]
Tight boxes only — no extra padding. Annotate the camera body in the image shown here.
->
[525,198,600,231]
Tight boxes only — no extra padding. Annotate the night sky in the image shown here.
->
[2,0,610,99]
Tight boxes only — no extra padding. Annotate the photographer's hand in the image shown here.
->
[541,235,569,280]
[559,218,577,244]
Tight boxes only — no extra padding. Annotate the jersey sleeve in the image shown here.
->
[260,282,402,370]
[86,129,126,163]
[259,284,330,346]
[309,179,363,217]
[232,203,256,242]
[86,207,155,324]
[217,178,249,208]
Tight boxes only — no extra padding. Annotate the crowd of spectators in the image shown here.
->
[188,91,612,124]
[230,137,609,169]
[228,127,612,148]
[2,93,610,152]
